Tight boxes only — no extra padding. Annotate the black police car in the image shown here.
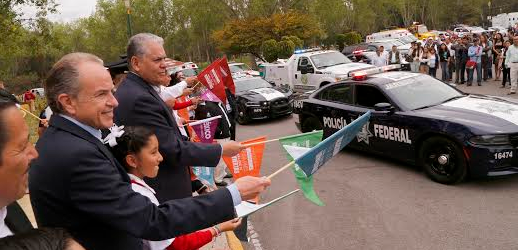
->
[234,76,293,124]
[294,67,518,184]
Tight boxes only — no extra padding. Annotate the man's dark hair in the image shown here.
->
[0,98,16,165]
[0,87,19,104]
[0,228,76,250]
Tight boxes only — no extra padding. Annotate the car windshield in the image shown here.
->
[401,35,418,43]
[383,74,464,110]
[417,26,428,33]
[229,65,245,73]
[181,68,199,77]
[235,78,272,92]
[387,40,404,46]
[310,52,352,69]
[230,64,252,72]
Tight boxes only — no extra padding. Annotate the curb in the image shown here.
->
[226,231,244,250]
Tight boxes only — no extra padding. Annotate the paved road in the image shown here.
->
[236,77,518,250]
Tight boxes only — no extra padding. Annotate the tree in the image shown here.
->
[213,10,322,59]
[261,39,278,62]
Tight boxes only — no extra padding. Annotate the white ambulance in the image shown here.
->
[261,49,374,92]
[366,29,414,43]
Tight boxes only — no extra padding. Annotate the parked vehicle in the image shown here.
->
[229,62,260,77]
[234,75,293,124]
[262,49,374,92]
[30,88,45,97]
[294,67,518,184]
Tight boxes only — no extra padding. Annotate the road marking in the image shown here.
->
[247,220,264,250]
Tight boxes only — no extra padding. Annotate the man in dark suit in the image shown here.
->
[0,98,39,238]
[29,52,270,250]
[114,33,246,202]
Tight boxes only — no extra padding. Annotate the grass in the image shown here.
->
[22,97,47,144]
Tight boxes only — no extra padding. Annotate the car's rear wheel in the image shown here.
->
[301,115,322,133]
[419,137,467,184]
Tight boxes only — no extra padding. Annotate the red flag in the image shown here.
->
[218,57,236,95]
[198,60,227,104]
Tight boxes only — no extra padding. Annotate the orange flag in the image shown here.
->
[223,136,266,179]
[223,136,266,203]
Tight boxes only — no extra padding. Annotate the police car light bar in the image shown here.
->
[348,64,401,80]
[294,48,321,54]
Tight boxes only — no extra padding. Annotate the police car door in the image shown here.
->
[313,84,368,150]
[354,84,413,159]
[294,57,311,92]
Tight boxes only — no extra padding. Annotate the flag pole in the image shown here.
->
[19,106,43,121]
[267,160,295,179]
[242,130,323,147]
[242,138,279,147]
[180,120,198,127]
[192,81,201,89]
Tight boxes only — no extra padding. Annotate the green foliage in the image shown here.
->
[335,34,347,52]
[277,40,296,59]
[213,10,323,59]
[261,39,278,63]
[282,36,303,49]
[2,0,517,93]
[343,31,362,46]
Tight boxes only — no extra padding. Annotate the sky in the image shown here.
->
[18,0,98,23]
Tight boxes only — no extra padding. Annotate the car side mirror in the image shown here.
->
[374,102,395,114]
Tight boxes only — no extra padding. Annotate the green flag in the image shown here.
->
[279,130,324,206]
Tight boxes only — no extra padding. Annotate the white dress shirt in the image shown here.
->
[505,45,518,68]
[0,206,14,238]
[156,83,189,137]
[371,52,388,67]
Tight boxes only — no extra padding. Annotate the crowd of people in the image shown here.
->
[0,33,272,250]
[407,29,518,94]
[367,26,518,95]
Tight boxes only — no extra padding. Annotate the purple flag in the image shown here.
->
[190,116,221,143]
[200,89,222,103]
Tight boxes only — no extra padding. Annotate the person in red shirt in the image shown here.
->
[23,90,36,112]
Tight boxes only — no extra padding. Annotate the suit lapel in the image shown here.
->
[50,115,130,182]
[126,73,181,134]
[5,202,33,234]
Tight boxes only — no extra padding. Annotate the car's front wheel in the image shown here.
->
[419,136,467,184]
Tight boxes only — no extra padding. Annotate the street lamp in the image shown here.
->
[124,0,133,38]
[488,1,492,27]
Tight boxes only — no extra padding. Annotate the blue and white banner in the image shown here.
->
[294,111,371,177]
[192,166,215,188]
